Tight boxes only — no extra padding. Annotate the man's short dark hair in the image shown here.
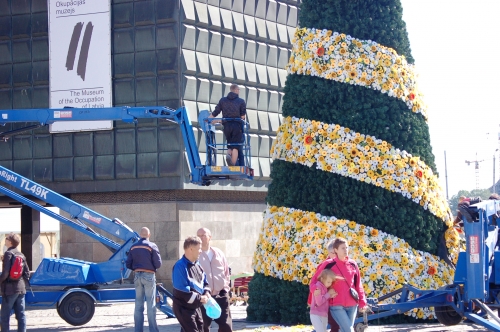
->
[230,84,239,92]
[183,236,201,250]
[6,233,20,248]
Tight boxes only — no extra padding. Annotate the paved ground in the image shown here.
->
[17,303,496,331]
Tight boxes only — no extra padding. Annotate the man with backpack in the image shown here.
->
[0,233,30,332]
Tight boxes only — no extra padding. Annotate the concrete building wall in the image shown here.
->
[60,201,265,289]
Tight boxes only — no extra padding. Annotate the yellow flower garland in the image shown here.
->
[253,205,456,320]
[287,27,427,120]
[271,116,453,228]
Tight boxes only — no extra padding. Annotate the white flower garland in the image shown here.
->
[287,28,427,120]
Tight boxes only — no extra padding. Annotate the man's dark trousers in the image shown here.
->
[200,291,232,332]
[173,303,204,332]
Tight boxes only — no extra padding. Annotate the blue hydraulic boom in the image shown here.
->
[0,165,137,285]
[0,106,253,185]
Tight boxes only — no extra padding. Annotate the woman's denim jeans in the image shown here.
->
[134,272,159,332]
[329,305,358,332]
[1,293,26,332]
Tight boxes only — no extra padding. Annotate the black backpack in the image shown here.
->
[469,197,482,205]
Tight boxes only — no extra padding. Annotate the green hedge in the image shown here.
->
[247,272,310,325]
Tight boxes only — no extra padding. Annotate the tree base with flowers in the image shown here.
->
[247,0,461,325]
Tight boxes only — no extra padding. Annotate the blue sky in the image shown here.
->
[401,0,500,198]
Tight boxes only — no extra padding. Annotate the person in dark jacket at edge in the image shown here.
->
[126,227,162,332]
[453,196,471,227]
[172,236,211,332]
[208,84,247,166]
[0,233,30,332]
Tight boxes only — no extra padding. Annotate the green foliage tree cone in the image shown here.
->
[248,0,455,325]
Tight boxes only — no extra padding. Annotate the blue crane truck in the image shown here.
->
[355,199,500,332]
[0,106,253,325]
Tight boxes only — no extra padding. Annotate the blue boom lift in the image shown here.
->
[355,199,500,332]
[1,106,254,185]
[0,106,253,325]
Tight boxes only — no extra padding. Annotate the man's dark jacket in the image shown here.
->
[126,238,162,272]
[211,92,246,120]
[0,248,30,296]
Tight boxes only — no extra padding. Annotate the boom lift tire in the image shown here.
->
[435,305,462,326]
[57,292,95,326]
[435,285,462,326]
[354,322,368,332]
[354,309,370,332]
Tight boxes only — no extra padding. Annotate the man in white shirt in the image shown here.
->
[196,228,232,332]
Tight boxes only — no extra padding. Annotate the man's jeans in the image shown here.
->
[134,272,159,332]
[1,293,26,332]
[329,305,358,332]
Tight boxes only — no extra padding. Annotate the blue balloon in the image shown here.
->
[204,297,222,319]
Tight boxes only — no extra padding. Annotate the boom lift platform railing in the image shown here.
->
[197,110,253,180]
[0,105,254,326]
[354,199,500,332]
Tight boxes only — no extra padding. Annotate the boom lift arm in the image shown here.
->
[0,106,254,185]
[0,171,130,252]
[0,173,176,323]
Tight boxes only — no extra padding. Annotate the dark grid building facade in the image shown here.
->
[0,0,299,194]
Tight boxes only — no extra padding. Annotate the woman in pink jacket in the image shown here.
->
[310,238,368,332]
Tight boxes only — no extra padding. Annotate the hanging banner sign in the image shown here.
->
[48,0,112,132]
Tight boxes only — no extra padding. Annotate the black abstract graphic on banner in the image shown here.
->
[65,22,93,81]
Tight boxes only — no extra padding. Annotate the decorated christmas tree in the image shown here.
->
[247,0,460,325]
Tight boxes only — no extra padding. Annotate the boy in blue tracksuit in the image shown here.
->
[172,236,211,332]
